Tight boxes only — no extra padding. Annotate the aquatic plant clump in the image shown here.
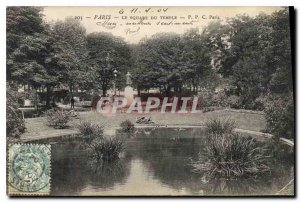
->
[205,118,236,135]
[77,121,104,143]
[192,133,270,179]
[90,137,124,162]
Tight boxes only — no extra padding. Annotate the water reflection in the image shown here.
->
[88,158,131,189]
[51,143,131,195]
[49,128,294,196]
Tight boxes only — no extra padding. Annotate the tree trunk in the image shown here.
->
[165,86,171,98]
[46,86,51,108]
[102,84,107,97]
[137,86,141,96]
[70,84,74,97]
[34,87,38,111]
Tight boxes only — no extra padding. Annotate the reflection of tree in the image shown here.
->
[50,141,131,196]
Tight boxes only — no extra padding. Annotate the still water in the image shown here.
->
[39,128,293,196]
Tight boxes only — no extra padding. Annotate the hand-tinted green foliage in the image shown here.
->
[6,84,26,138]
[87,32,132,96]
[51,18,89,94]
[6,7,44,56]
[9,32,59,86]
[44,109,71,129]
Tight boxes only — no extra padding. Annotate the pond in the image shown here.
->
[31,128,294,196]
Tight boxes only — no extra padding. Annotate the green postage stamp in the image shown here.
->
[7,144,51,196]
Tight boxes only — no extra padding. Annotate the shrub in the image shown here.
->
[202,107,215,113]
[205,119,236,135]
[120,120,135,133]
[7,84,26,138]
[44,109,71,129]
[198,90,214,109]
[77,121,103,143]
[226,95,239,109]
[192,133,270,179]
[212,90,228,107]
[264,93,294,139]
[90,137,124,162]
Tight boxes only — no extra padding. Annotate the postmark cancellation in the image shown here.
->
[7,144,51,196]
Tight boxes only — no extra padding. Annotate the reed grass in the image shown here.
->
[192,119,270,179]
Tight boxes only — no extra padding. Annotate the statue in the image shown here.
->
[124,71,134,106]
[126,72,132,86]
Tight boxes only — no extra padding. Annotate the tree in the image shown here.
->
[267,8,293,91]
[7,6,45,81]
[211,10,292,109]
[128,44,143,95]
[9,28,60,107]
[51,18,89,96]
[264,92,294,139]
[181,28,215,92]
[87,32,131,96]
[135,31,214,96]
[137,33,185,96]
[7,83,26,138]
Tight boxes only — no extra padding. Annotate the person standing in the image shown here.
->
[71,97,75,109]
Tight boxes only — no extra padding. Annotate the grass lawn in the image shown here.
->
[79,110,266,131]
[21,109,266,141]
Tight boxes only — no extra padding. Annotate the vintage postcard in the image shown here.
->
[6,6,295,196]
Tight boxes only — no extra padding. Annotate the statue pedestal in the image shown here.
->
[124,86,134,107]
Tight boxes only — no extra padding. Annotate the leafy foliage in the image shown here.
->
[51,18,89,94]
[264,93,294,139]
[44,109,71,129]
[6,84,26,138]
[87,32,131,95]
[134,31,214,96]
[212,9,293,109]
[120,120,135,133]
[6,7,44,57]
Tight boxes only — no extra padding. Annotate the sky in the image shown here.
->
[43,6,284,44]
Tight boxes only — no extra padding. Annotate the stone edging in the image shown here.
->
[224,108,265,115]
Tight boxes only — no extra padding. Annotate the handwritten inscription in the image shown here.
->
[73,7,220,35]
